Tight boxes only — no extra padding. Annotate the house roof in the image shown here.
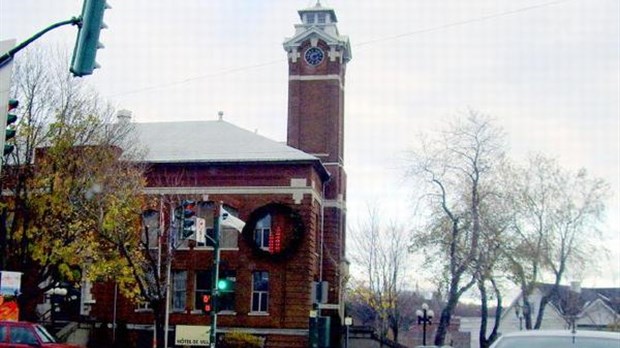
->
[131,119,329,178]
[536,283,620,315]
[506,283,620,319]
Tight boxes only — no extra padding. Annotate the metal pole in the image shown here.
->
[159,197,170,348]
[422,308,427,346]
[0,17,80,68]
[112,282,118,344]
[210,202,222,347]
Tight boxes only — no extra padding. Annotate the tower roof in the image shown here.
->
[283,2,351,63]
[298,1,338,24]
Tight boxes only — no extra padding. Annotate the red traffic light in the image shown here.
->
[202,294,212,312]
[8,99,18,111]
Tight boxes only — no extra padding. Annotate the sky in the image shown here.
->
[1,0,618,288]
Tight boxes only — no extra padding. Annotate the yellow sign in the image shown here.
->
[175,325,210,346]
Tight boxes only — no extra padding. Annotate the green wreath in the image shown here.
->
[241,203,305,261]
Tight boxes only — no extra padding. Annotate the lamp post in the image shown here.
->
[568,281,581,334]
[416,303,434,346]
[514,302,523,331]
[344,317,352,348]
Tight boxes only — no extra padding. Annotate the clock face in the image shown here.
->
[304,47,324,66]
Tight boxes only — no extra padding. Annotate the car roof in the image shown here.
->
[500,330,620,339]
[0,320,33,325]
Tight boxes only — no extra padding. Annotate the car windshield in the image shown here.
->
[494,336,618,348]
[34,324,57,343]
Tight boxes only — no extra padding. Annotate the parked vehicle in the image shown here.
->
[0,320,79,347]
[489,330,620,348]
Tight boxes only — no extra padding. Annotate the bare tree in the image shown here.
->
[407,110,507,346]
[503,154,609,329]
[349,206,410,343]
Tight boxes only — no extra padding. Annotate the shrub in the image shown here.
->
[219,331,263,348]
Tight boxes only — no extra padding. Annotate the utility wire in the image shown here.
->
[355,0,574,48]
[107,0,574,99]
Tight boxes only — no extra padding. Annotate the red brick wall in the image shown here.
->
[89,161,330,347]
[287,40,347,165]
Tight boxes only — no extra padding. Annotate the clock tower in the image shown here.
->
[283,0,351,314]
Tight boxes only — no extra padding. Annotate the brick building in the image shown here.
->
[87,2,351,347]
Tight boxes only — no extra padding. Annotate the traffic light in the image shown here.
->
[217,278,234,293]
[3,99,18,155]
[70,0,110,77]
[202,294,212,313]
[175,200,196,239]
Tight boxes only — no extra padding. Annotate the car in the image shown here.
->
[489,329,620,348]
[0,320,80,347]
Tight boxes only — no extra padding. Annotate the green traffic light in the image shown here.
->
[6,114,17,125]
[5,129,15,140]
[217,279,234,292]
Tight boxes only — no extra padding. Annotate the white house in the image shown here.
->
[499,283,620,334]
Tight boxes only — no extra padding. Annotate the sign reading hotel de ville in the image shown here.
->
[175,325,210,346]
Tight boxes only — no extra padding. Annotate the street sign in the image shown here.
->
[175,325,210,346]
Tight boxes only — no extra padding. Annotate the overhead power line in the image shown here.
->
[107,0,574,99]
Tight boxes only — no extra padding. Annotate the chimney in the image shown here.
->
[117,109,132,123]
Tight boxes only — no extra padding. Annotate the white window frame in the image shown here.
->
[194,270,211,312]
[253,215,271,251]
[172,270,187,312]
[251,271,269,314]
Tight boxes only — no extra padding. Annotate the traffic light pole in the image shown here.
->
[0,18,80,68]
[209,202,223,347]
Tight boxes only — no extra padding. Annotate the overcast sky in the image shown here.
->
[1,0,618,287]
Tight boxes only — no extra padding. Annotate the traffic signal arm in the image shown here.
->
[0,19,80,68]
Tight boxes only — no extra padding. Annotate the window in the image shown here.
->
[252,271,269,313]
[196,202,215,247]
[219,206,241,249]
[194,270,212,311]
[218,270,236,312]
[34,325,55,343]
[135,300,152,312]
[9,326,38,345]
[142,210,160,249]
[172,271,187,311]
[192,202,239,249]
[317,13,326,24]
[306,13,315,24]
[254,215,271,250]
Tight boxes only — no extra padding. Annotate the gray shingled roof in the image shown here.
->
[132,120,318,164]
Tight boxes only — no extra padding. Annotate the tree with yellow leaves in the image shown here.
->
[0,46,147,326]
